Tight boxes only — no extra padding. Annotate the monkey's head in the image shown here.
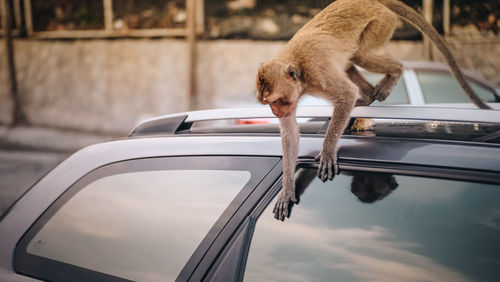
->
[256,62,304,118]
[350,172,398,203]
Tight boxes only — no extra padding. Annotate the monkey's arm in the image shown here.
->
[273,112,299,220]
[317,89,356,181]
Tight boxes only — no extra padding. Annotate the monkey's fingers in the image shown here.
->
[318,158,328,182]
[273,194,293,221]
[273,198,285,221]
[327,158,334,180]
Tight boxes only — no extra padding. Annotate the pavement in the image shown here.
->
[0,125,118,215]
[0,125,118,153]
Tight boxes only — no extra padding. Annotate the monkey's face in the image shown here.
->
[256,63,302,118]
[269,98,297,118]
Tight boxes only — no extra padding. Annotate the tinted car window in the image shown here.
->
[245,170,500,281]
[15,156,281,281]
[416,71,496,103]
[27,169,249,281]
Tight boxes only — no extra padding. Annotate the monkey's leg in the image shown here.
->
[351,53,403,102]
[346,65,375,106]
[316,75,357,181]
[274,112,299,221]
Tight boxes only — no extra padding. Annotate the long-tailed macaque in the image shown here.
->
[256,0,491,220]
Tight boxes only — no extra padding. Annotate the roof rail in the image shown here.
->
[129,106,500,137]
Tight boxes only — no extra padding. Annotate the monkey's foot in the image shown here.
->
[315,152,338,182]
[273,190,297,221]
[373,83,392,102]
[373,75,399,102]
[355,95,375,106]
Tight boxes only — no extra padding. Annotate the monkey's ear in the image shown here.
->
[286,64,300,82]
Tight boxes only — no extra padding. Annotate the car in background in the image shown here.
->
[1,106,500,281]
[239,61,499,125]
[300,61,500,107]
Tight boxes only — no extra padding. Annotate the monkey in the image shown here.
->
[256,0,492,220]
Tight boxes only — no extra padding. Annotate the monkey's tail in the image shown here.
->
[376,0,491,109]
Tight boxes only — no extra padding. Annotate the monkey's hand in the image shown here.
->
[273,186,297,221]
[315,150,338,182]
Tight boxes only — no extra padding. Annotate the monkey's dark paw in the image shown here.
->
[273,191,297,221]
[373,84,391,102]
[315,152,338,182]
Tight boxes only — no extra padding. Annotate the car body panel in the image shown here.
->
[1,106,500,281]
[3,135,500,270]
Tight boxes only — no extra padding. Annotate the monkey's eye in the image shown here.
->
[288,70,296,81]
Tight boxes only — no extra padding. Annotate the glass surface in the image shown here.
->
[27,170,250,281]
[245,170,500,282]
[416,71,495,103]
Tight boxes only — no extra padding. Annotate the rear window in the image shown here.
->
[416,71,496,103]
[27,170,249,281]
[15,156,278,281]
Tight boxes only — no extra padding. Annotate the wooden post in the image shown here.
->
[186,0,197,110]
[23,0,33,36]
[422,0,433,60]
[443,0,450,36]
[1,0,27,124]
[103,0,113,33]
[13,0,21,28]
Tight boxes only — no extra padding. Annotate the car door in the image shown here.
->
[203,161,500,282]
[12,156,280,282]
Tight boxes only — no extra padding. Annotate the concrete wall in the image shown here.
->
[0,38,499,134]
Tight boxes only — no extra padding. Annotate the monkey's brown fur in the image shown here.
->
[256,0,491,220]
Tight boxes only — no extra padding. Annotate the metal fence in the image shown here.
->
[0,0,204,38]
[0,0,22,36]
[0,0,499,40]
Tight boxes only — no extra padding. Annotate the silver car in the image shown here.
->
[300,61,500,107]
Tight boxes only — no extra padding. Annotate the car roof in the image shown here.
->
[130,105,500,136]
[125,105,500,174]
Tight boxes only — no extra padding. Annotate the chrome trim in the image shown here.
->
[403,69,425,105]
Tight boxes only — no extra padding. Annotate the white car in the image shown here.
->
[300,61,500,107]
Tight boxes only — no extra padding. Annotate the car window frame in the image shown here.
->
[201,159,500,282]
[14,156,280,282]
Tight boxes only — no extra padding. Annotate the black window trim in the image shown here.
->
[14,156,280,282]
[201,158,500,282]
[185,157,284,281]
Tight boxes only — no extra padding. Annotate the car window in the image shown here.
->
[15,157,278,282]
[364,73,409,105]
[416,71,496,103]
[245,169,500,282]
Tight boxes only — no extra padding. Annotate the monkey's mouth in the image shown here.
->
[269,99,294,118]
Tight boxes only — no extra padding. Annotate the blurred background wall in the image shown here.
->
[1,0,499,134]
